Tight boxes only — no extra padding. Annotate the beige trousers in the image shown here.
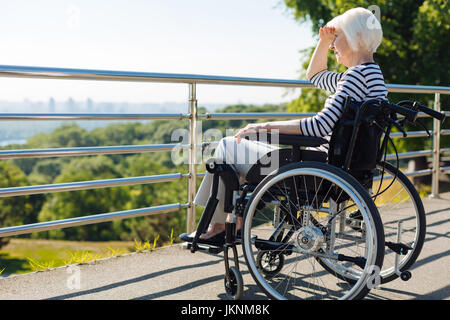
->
[194,136,279,224]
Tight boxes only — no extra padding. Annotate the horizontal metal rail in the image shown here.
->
[403,169,433,177]
[0,113,188,121]
[0,173,188,197]
[197,112,316,120]
[381,149,433,161]
[1,65,450,94]
[0,203,189,238]
[383,83,450,94]
[373,168,432,181]
[0,143,188,159]
[441,166,450,174]
[389,131,432,138]
[0,65,316,88]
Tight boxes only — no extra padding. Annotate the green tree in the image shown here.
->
[27,123,92,148]
[28,159,63,185]
[0,161,43,248]
[88,122,144,146]
[114,154,188,244]
[284,0,449,172]
[36,156,130,241]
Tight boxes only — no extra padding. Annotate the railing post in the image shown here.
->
[430,92,441,198]
[187,83,198,232]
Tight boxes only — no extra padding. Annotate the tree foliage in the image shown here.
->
[0,161,43,248]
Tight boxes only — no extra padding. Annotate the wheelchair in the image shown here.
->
[181,96,446,300]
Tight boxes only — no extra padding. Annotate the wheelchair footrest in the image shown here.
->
[184,242,224,254]
[337,254,367,269]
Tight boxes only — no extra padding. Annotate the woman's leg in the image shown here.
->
[194,136,279,238]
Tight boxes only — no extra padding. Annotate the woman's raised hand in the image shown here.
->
[319,26,336,44]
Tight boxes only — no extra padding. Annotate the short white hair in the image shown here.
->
[327,7,383,53]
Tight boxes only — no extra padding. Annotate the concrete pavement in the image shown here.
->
[0,193,448,300]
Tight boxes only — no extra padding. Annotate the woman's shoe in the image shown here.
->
[179,232,196,243]
[180,228,241,247]
[179,231,225,247]
[199,231,226,247]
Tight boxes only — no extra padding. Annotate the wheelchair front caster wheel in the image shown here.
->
[400,271,412,281]
[256,251,284,277]
[224,266,243,300]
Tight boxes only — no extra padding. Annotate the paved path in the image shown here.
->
[0,193,449,300]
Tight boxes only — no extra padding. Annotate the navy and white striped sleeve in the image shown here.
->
[309,69,345,92]
[300,67,367,138]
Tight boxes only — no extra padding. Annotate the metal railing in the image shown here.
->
[0,64,448,238]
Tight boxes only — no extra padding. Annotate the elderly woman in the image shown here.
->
[183,7,387,246]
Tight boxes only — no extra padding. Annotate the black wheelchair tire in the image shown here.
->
[224,266,244,300]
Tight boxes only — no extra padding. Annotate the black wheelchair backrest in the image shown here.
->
[328,96,389,188]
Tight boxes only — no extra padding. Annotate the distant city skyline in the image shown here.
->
[0,0,314,105]
[0,97,228,113]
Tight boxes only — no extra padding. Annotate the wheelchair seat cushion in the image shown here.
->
[245,133,328,148]
[245,148,327,185]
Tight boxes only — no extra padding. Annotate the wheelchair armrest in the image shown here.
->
[245,132,327,148]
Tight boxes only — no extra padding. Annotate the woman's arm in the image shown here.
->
[235,120,302,143]
[306,26,336,80]
[263,120,302,135]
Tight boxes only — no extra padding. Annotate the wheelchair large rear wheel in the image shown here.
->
[242,162,385,300]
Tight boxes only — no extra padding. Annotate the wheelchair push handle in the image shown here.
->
[397,100,446,123]
[381,101,419,123]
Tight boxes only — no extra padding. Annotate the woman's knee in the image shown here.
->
[214,136,237,158]
[220,136,238,146]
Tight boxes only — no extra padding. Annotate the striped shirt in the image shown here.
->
[300,62,388,153]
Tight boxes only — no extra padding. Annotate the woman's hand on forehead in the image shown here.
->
[319,26,336,44]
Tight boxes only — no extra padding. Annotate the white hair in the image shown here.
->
[327,7,383,53]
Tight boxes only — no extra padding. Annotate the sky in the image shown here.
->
[0,0,315,106]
